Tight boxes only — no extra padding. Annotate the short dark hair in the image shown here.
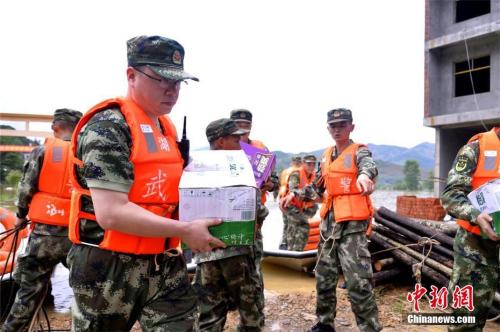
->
[52,120,78,132]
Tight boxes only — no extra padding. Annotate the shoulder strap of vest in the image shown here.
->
[299,166,310,186]
[39,137,55,174]
[71,98,123,161]
[159,116,178,140]
[348,142,366,152]
[321,146,335,175]
[468,128,499,144]
[322,146,334,159]
[342,142,366,161]
[44,137,53,146]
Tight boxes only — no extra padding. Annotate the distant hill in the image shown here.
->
[368,142,435,170]
[273,142,435,187]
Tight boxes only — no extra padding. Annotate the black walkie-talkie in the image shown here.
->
[178,116,190,168]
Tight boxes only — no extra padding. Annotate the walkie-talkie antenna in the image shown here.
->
[178,116,190,168]
[182,116,187,140]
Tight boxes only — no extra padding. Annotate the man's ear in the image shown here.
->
[51,123,60,135]
[213,137,224,149]
[126,67,136,84]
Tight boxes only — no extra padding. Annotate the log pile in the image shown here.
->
[370,206,500,316]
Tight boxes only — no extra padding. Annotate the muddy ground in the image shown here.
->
[42,280,499,332]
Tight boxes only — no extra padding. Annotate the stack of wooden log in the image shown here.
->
[370,206,500,316]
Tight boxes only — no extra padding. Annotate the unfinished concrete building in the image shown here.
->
[425,0,500,193]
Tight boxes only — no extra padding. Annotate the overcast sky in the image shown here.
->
[0,0,433,152]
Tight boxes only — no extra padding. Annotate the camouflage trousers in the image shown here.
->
[67,244,197,332]
[285,206,316,251]
[253,228,265,324]
[253,202,268,323]
[447,228,500,332]
[279,213,288,247]
[315,219,382,332]
[194,254,263,332]
[1,231,72,332]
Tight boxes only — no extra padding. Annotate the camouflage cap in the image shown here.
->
[206,118,247,143]
[53,108,82,124]
[230,109,253,123]
[327,108,353,124]
[291,155,302,163]
[127,35,199,82]
[303,155,317,163]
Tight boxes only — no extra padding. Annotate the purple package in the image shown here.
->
[240,141,276,187]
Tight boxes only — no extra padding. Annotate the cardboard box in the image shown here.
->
[467,179,500,235]
[179,150,257,246]
[240,141,276,187]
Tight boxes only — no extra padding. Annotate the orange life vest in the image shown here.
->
[250,139,266,150]
[250,139,269,204]
[319,143,373,222]
[456,128,500,236]
[28,137,72,226]
[1,207,29,274]
[279,166,301,198]
[283,166,316,210]
[68,97,183,255]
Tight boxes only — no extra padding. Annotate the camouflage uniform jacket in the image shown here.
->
[441,141,481,225]
[312,141,378,236]
[74,108,134,244]
[16,141,68,237]
[288,170,319,206]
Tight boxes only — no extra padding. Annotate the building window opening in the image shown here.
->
[455,55,490,97]
[456,0,490,23]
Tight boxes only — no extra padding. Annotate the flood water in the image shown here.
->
[45,190,433,312]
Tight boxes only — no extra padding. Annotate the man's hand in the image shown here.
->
[356,174,375,196]
[260,178,274,192]
[279,193,295,211]
[15,216,28,229]
[182,218,227,253]
[476,212,500,241]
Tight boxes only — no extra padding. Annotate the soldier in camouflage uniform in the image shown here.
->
[280,155,319,251]
[1,109,82,332]
[278,155,303,250]
[193,118,263,332]
[441,128,500,332]
[230,109,278,323]
[67,35,224,332]
[308,109,381,332]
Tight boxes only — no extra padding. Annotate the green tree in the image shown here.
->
[0,125,39,182]
[5,169,22,187]
[403,159,421,191]
[423,170,434,192]
[392,180,407,191]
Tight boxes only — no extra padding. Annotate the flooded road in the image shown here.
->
[262,262,316,293]
[51,264,71,313]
